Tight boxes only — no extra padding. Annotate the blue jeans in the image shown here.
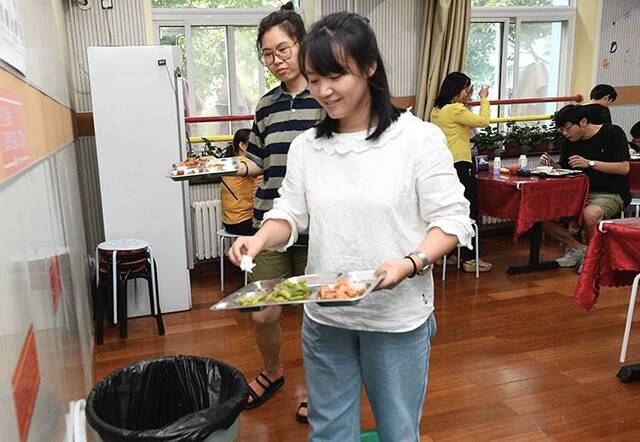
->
[302,313,437,442]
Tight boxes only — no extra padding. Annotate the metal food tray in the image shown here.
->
[167,157,240,181]
[210,270,384,311]
[530,168,582,177]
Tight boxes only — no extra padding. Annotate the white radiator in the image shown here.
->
[192,200,223,260]
[189,182,221,202]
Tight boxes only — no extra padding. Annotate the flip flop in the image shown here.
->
[295,401,308,424]
[245,372,285,410]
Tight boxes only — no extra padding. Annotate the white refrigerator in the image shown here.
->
[88,45,192,316]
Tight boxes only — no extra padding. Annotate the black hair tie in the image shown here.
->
[404,255,418,278]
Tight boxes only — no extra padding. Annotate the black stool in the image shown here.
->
[94,240,164,344]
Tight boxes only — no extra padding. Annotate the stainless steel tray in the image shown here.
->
[530,168,583,177]
[315,270,385,307]
[168,157,240,181]
[210,270,384,311]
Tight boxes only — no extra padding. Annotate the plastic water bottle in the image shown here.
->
[519,154,528,170]
[493,156,501,177]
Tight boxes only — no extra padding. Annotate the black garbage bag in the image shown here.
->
[85,355,248,441]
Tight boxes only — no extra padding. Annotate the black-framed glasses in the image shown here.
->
[260,42,298,65]
[559,123,574,133]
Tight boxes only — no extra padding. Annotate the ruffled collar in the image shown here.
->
[307,111,414,155]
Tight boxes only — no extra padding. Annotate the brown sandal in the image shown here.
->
[462,259,493,273]
[245,372,284,410]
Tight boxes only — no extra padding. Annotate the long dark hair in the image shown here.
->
[434,72,471,109]
[256,2,306,51]
[299,12,401,141]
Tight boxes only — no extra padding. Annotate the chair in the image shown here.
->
[217,228,248,293]
[620,273,640,364]
[94,239,164,344]
[621,198,640,218]
[442,221,480,280]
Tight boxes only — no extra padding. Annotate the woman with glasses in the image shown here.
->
[232,1,324,423]
[431,72,493,273]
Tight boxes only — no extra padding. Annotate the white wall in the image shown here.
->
[20,0,72,107]
[596,0,640,134]
[321,0,424,97]
[65,0,147,112]
[0,1,94,440]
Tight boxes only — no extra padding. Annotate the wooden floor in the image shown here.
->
[94,234,640,441]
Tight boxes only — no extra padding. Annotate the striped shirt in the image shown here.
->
[246,84,324,243]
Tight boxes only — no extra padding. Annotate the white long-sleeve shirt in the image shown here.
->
[263,111,473,332]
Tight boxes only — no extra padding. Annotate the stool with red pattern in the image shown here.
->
[94,239,164,344]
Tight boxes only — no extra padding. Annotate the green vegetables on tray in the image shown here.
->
[236,281,311,306]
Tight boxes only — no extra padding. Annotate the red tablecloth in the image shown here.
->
[575,218,640,310]
[476,173,590,240]
[629,160,640,195]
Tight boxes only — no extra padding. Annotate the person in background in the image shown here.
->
[230,2,324,423]
[584,84,617,125]
[221,129,256,236]
[229,12,471,440]
[430,72,492,273]
[629,121,640,153]
[541,104,630,273]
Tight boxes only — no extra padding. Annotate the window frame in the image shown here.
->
[469,4,576,116]
[153,7,297,132]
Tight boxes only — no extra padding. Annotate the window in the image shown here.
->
[464,1,575,120]
[472,0,569,6]
[153,0,286,8]
[154,1,294,135]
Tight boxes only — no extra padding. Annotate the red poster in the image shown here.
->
[49,255,62,313]
[12,326,41,442]
[0,88,28,177]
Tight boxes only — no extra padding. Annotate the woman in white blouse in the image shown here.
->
[230,12,472,441]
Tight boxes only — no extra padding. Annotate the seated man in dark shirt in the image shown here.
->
[541,104,630,273]
[583,84,617,125]
[630,121,640,153]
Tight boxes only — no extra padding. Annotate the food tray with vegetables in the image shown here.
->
[168,156,240,181]
[210,270,384,311]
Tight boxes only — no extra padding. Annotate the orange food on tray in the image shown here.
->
[319,280,365,300]
[175,157,199,168]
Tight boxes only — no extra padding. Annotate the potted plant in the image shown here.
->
[471,125,504,158]
[503,122,536,157]
[530,123,556,153]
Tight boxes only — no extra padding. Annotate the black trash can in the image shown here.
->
[86,355,248,441]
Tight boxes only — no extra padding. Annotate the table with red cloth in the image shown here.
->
[575,218,640,310]
[575,219,640,375]
[476,172,590,274]
[630,160,640,195]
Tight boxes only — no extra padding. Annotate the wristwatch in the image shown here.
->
[588,160,596,168]
[410,251,432,275]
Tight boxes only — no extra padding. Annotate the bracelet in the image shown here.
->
[404,255,418,278]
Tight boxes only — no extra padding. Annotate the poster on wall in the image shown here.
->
[0,0,25,74]
[0,88,28,177]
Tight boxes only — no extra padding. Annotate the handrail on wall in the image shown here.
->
[470,94,583,124]
[466,94,583,107]
[185,94,584,139]
[489,114,553,124]
[185,114,254,123]
[189,135,234,144]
